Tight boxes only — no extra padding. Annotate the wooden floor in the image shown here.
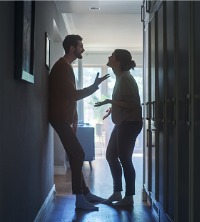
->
[45,155,156,222]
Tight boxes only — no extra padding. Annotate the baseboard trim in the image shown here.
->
[54,166,67,175]
[34,185,56,222]
[147,191,172,222]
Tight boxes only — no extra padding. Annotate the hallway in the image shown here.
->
[45,156,155,222]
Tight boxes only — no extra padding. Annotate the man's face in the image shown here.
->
[74,40,85,59]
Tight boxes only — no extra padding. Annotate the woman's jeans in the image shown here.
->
[50,122,90,195]
[106,121,142,196]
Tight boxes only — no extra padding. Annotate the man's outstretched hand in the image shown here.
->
[94,99,112,107]
[94,72,110,86]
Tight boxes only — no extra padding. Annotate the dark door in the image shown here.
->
[175,2,190,221]
[165,1,175,219]
[157,3,165,208]
[150,14,157,197]
[192,2,200,221]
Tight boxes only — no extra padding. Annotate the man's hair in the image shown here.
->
[62,35,83,53]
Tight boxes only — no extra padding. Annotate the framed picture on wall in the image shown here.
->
[14,1,35,83]
[45,32,50,70]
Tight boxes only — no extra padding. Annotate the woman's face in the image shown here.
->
[107,52,118,68]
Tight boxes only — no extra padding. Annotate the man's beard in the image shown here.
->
[74,50,82,59]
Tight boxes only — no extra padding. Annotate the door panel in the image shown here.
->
[193,2,200,221]
[165,1,175,219]
[157,3,165,206]
[143,21,151,192]
[176,2,190,221]
[150,15,156,197]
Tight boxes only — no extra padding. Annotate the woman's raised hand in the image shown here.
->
[103,107,112,120]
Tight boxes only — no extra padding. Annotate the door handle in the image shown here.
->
[185,94,190,126]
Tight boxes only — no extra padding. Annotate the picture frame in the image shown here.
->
[14,1,35,83]
[45,32,50,70]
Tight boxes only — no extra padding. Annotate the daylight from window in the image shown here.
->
[75,66,143,156]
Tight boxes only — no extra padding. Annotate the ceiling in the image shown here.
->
[54,0,143,53]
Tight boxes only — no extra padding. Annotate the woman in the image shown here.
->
[95,49,142,207]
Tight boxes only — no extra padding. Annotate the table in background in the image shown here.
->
[77,124,95,168]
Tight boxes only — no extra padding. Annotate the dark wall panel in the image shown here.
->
[166,1,175,219]
[193,2,200,222]
[157,4,165,206]
[176,1,190,221]
[144,1,200,221]
[150,16,156,196]
[0,2,66,221]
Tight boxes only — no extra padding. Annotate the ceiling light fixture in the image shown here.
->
[89,7,100,10]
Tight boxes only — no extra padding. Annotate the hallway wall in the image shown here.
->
[0,2,67,221]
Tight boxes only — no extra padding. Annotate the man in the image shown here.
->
[49,35,109,211]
